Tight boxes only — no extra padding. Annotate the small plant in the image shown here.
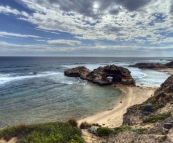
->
[68,118,78,127]
[141,103,153,112]
[132,128,147,134]
[114,126,131,135]
[143,112,171,123]
[80,121,91,129]
[97,127,111,137]
[69,134,85,143]
[153,103,165,111]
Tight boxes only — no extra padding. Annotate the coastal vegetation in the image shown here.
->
[97,127,111,137]
[143,112,172,123]
[0,121,85,143]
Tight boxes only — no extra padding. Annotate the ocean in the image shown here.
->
[0,57,171,129]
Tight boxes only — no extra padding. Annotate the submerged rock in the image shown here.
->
[64,65,135,86]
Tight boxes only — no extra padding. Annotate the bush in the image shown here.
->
[142,103,153,112]
[97,127,111,137]
[114,126,131,135]
[0,122,84,143]
[69,134,85,143]
[132,128,147,134]
[143,112,172,123]
[80,121,91,129]
[68,118,78,127]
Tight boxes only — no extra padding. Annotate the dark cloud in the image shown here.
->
[33,0,151,19]
[170,3,173,15]
[115,0,151,11]
[109,9,119,15]
[103,25,121,34]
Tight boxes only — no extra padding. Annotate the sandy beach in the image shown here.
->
[78,84,157,128]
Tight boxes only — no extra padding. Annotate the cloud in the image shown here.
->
[1,0,172,55]
[0,31,41,38]
[47,39,81,46]
[0,5,28,17]
[115,0,151,11]
[170,2,173,14]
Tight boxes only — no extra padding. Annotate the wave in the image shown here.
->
[0,71,87,86]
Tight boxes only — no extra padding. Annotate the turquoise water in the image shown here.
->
[0,57,170,129]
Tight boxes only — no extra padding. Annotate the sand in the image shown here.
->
[0,138,17,143]
[78,84,157,128]
[157,68,173,75]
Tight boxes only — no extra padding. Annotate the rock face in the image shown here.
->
[64,65,135,86]
[123,75,173,126]
[129,63,166,69]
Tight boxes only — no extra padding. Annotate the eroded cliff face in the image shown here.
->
[64,65,135,86]
[123,75,173,135]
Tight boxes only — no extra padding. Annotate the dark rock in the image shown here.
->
[129,63,166,69]
[64,66,90,79]
[64,65,135,86]
[166,61,173,68]
[164,123,173,129]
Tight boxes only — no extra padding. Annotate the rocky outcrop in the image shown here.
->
[166,61,173,68]
[64,65,135,86]
[129,61,173,69]
[64,66,90,79]
[123,75,173,126]
[129,63,166,69]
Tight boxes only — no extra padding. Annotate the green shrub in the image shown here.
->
[114,126,131,135]
[142,103,153,112]
[143,112,171,123]
[97,127,111,137]
[132,128,147,134]
[153,104,165,111]
[68,118,78,127]
[69,134,85,143]
[0,122,84,143]
[80,121,91,129]
[142,103,165,115]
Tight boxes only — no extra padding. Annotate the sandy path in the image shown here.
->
[0,138,17,143]
[78,84,157,128]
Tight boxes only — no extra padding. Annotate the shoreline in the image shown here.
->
[78,84,157,128]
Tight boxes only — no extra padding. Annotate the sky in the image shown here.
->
[0,0,173,57]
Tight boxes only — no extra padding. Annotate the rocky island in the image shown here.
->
[64,64,135,86]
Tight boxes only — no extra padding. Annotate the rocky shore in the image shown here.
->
[129,60,173,69]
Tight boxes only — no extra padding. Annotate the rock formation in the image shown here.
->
[123,75,173,134]
[64,65,135,86]
[129,61,173,69]
[129,63,166,69]
[166,61,173,68]
[64,66,90,79]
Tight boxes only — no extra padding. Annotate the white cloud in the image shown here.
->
[0,31,41,38]
[14,0,173,45]
[0,0,173,56]
[47,39,81,46]
[0,5,28,17]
